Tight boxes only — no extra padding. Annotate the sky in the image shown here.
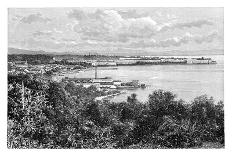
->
[8,8,224,54]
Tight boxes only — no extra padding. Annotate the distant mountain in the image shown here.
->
[157,49,224,56]
[77,48,224,56]
[8,48,47,55]
[8,47,79,55]
[8,47,224,56]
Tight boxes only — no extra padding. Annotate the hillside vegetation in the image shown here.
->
[7,74,224,149]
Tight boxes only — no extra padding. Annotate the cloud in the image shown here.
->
[20,13,51,24]
[176,20,213,28]
[159,19,214,32]
[155,31,219,48]
[61,38,77,42]
[120,17,158,38]
[67,9,88,21]
[68,9,159,42]
[154,36,189,48]
[32,30,53,37]
[11,15,23,21]
[27,30,219,50]
[66,21,79,31]
[24,37,80,50]
[26,38,65,49]
[32,28,63,39]
[117,10,148,19]
[194,31,219,43]
[53,28,63,34]
[129,31,220,48]
[67,9,215,44]
[68,9,106,21]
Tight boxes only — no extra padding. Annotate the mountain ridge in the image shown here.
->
[8,47,224,56]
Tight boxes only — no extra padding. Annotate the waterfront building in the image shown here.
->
[92,61,117,66]
[92,78,114,85]
[187,58,216,64]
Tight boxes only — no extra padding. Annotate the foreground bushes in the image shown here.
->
[7,74,224,148]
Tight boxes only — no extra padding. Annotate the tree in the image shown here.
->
[127,93,137,104]
[148,89,176,117]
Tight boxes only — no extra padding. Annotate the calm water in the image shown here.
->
[55,55,224,103]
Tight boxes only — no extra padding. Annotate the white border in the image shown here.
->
[1,0,231,155]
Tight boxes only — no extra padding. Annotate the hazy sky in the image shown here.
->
[8,8,224,53]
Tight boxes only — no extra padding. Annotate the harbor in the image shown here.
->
[60,66,147,101]
[52,55,223,103]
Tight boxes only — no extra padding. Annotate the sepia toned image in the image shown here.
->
[7,7,224,149]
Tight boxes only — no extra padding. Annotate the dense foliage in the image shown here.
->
[7,74,224,148]
[8,54,54,65]
[52,60,92,67]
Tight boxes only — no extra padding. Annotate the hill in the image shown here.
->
[8,47,224,56]
[8,48,47,55]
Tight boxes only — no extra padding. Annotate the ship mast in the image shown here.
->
[95,66,97,79]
